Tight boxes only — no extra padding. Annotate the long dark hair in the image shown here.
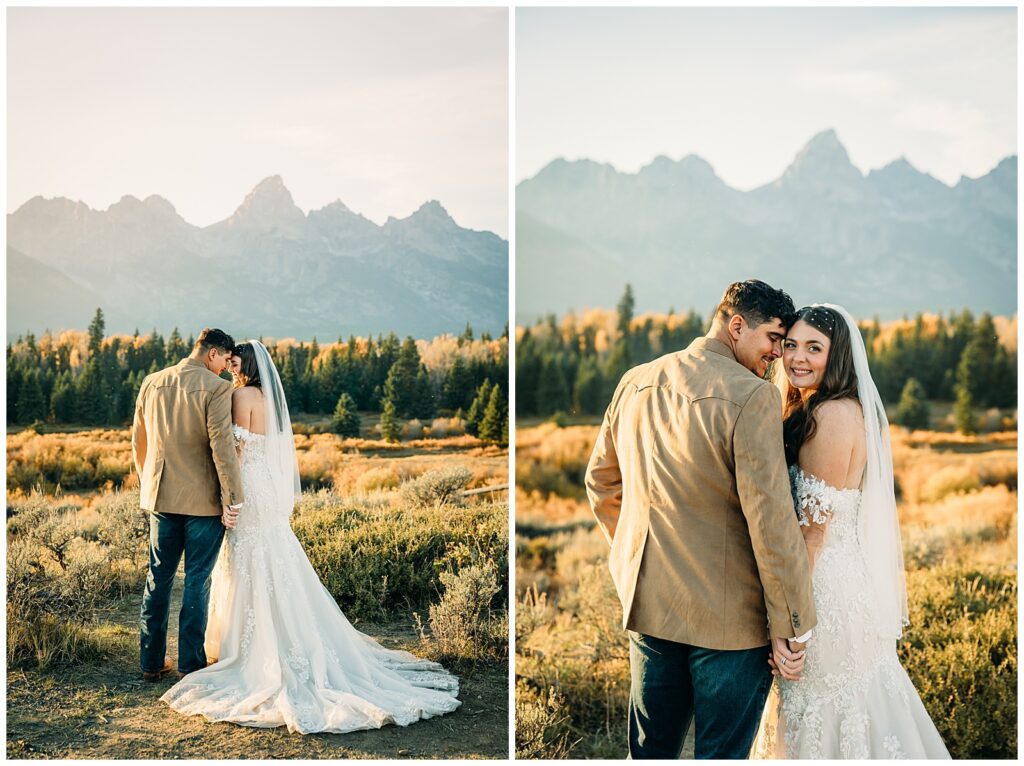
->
[773,306,859,465]
[232,342,262,389]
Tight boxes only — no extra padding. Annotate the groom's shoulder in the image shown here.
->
[145,361,229,393]
[675,345,771,406]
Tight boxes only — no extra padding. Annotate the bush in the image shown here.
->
[7,538,130,668]
[400,466,473,508]
[420,564,506,662]
[899,567,1016,759]
[515,679,575,759]
[402,418,425,439]
[290,491,507,622]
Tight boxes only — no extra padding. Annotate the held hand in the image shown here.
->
[770,636,805,681]
[221,504,239,529]
[787,638,807,653]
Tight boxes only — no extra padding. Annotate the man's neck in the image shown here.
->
[187,351,212,372]
[706,324,737,357]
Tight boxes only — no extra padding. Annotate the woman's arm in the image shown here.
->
[231,388,254,459]
[797,400,859,574]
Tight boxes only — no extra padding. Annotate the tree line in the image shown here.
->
[516,285,1016,433]
[7,310,509,444]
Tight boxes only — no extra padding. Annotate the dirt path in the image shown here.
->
[7,576,508,759]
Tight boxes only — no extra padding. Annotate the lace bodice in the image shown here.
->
[232,423,267,468]
[790,465,861,546]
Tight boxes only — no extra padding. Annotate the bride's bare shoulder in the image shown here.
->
[812,397,863,430]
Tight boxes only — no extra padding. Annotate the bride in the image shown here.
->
[751,305,949,759]
[161,340,461,733]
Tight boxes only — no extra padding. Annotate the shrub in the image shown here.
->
[515,679,575,759]
[7,538,130,668]
[402,418,425,439]
[899,567,1016,759]
[353,465,401,494]
[290,491,507,622]
[420,564,505,662]
[429,417,466,438]
[400,466,473,508]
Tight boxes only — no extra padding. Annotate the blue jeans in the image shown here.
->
[628,631,773,759]
[139,512,225,674]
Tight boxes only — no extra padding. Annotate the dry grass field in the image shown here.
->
[7,422,509,759]
[514,420,1017,759]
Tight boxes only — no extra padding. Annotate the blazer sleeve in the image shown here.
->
[208,379,245,507]
[733,382,817,638]
[585,379,626,545]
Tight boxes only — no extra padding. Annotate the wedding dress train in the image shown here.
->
[161,424,461,733]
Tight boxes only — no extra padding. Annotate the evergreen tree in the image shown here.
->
[87,308,105,358]
[441,354,475,411]
[413,365,436,420]
[954,352,977,435]
[7,363,23,425]
[954,383,976,435]
[330,392,361,438]
[465,379,493,436]
[459,322,474,344]
[515,330,542,416]
[76,358,112,425]
[166,328,188,361]
[382,337,421,416]
[280,352,301,411]
[573,355,606,415]
[49,370,78,423]
[894,378,930,430]
[536,357,570,416]
[478,384,507,445]
[379,397,401,442]
[16,369,46,424]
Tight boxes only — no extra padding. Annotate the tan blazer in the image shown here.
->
[132,358,244,516]
[585,337,816,650]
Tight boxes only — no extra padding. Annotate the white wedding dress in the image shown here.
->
[161,423,461,733]
[751,465,949,759]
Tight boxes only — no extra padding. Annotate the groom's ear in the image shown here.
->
[727,313,746,339]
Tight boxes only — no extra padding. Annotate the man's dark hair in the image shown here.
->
[194,328,235,355]
[714,280,796,328]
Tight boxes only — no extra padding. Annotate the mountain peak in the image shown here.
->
[223,175,306,233]
[143,194,178,217]
[413,199,452,220]
[776,128,863,191]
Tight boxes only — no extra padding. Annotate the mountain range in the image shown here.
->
[516,129,1017,322]
[7,176,508,340]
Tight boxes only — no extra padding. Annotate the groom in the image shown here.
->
[133,328,245,681]
[585,280,817,759]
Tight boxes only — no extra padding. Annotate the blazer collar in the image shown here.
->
[688,336,737,363]
[180,357,206,369]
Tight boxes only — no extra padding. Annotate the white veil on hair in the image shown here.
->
[819,304,909,639]
[248,340,302,518]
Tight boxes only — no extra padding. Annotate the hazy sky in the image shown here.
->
[517,7,1016,187]
[8,7,508,236]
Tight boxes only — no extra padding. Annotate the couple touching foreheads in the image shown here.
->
[586,280,950,759]
[133,328,460,734]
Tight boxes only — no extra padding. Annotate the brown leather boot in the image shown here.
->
[142,657,174,682]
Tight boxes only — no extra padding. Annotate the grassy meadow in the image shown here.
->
[514,418,1017,760]
[7,417,509,759]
